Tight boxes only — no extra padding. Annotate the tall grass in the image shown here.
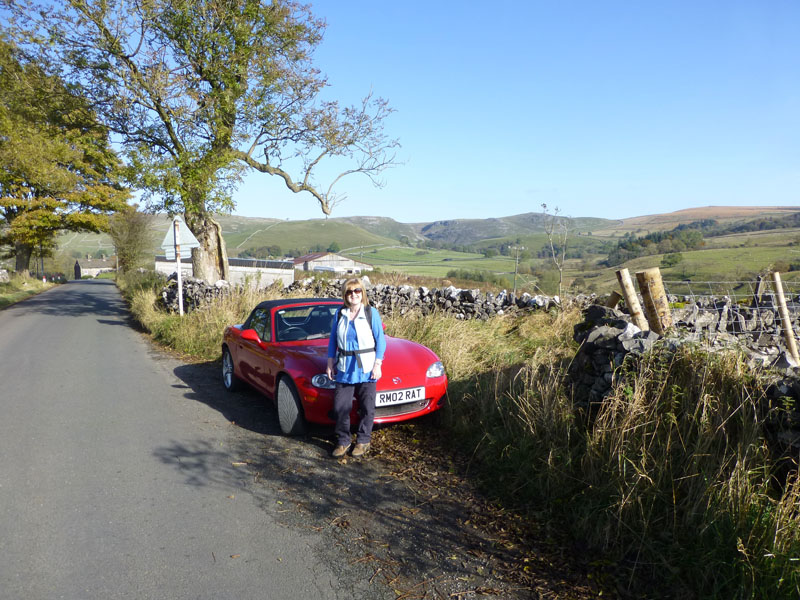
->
[117,271,286,360]
[118,272,800,597]
[578,348,800,597]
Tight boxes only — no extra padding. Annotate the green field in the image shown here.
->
[345,246,517,279]
[702,227,800,249]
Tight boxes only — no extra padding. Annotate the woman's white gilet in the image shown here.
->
[335,306,376,373]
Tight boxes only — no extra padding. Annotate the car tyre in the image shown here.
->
[222,347,241,392]
[277,377,307,436]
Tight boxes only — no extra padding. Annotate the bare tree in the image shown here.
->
[541,203,570,300]
[3,0,398,282]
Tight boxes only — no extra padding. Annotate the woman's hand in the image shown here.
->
[370,359,382,381]
[326,357,335,380]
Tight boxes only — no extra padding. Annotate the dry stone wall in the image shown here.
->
[159,273,574,318]
[570,300,800,456]
[570,300,800,408]
[160,274,232,313]
[285,277,572,318]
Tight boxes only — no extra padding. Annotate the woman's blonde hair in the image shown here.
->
[341,277,369,306]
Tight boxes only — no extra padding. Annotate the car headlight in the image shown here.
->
[426,361,445,378]
[311,373,335,389]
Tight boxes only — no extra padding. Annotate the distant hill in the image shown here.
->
[332,216,424,243]
[411,213,615,245]
[215,215,397,255]
[592,206,800,236]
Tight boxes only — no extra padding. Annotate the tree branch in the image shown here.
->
[231,148,331,214]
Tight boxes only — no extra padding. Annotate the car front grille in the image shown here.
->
[375,399,431,418]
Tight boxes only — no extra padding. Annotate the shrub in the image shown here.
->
[661,251,683,267]
[445,268,506,286]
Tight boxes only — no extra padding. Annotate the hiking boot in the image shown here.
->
[351,443,370,457]
[332,445,350,458]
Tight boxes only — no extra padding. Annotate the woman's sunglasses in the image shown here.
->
[346,288,363,295]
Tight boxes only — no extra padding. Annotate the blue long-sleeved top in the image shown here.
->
[327,306,386,384]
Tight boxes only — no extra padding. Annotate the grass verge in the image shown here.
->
[0,274,56,309]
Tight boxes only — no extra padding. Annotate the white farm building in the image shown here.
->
[155,256,295,287]
[292,252,373,275]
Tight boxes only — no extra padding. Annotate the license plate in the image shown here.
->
[377,386,425,406]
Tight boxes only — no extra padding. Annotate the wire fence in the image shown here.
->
[639,278,800,351]
[662,279,800,304]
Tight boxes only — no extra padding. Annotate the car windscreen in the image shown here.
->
[274,304,339,342]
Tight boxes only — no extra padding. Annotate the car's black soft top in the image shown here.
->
[253,297,340,311]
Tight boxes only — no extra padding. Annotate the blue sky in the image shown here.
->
[233,0,800,223]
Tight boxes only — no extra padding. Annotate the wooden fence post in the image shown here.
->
[635,267,674,335]
[772,271,800,365]
[615,268,649,331]
[605,290,622,309]
[752,275,766,307]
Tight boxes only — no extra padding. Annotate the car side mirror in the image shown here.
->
[240,328,261,343]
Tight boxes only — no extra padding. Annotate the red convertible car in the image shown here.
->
[221,298,448,435]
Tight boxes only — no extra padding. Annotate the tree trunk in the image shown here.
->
[184,212,229,283]
[14,242,32,276]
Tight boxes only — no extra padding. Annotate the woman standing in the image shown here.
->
[326,278,386,458]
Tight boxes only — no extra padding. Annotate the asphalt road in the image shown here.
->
[0,280,381,600]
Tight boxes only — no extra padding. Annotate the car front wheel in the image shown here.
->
[222,347,240,392]
[277,377,306,436]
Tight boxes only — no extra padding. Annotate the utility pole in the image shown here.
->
[512,246,524,297]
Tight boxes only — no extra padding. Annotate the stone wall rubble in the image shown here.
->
[570,300,800,454]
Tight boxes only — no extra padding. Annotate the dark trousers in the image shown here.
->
[333,381,377,446]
